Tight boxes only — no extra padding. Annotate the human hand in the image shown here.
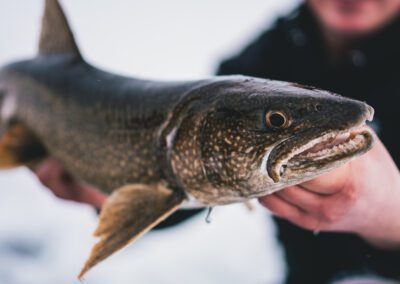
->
[259,134,400,249]
[31,158,106,210]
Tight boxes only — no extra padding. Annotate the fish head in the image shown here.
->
[174,76,374,204]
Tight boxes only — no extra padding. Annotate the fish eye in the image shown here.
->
[265,111,289,129]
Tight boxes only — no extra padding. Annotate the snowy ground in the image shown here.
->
[0,169,287,284]
[0,1,300,283]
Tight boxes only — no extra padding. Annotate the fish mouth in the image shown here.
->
[267,124,374,183]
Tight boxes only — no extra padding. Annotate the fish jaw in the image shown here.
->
[267,125,374,184]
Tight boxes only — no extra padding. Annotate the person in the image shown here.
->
[32,0,400,282]
[216,0,400,282]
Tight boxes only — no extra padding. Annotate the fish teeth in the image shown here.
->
[291,133,365,163]
[285,128,369,171]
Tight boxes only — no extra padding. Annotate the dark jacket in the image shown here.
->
[216,4,400,284]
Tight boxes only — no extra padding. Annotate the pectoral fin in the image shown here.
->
[0,123,47,169]
[78,183,184,279]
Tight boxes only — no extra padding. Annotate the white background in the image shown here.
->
[0,1,300,283]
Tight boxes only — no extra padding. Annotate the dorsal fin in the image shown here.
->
[38,0,81,57]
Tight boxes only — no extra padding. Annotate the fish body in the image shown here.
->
[0,0,374,277]
[1,55,205,192]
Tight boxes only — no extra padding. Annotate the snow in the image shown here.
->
[0,169,286,284]
[0,0,300,283]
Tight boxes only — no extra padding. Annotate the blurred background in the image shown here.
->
[0,0,300,283]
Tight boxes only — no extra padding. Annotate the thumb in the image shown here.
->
[300,162,351,194]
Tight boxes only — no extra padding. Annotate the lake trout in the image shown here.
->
[0,0,374,278]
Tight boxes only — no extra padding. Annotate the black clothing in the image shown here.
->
[156,209,203,229]
[216,4,400,284]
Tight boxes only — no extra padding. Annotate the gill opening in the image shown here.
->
[259,136,292,181]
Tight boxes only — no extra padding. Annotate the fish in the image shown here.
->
[0,0,375,278]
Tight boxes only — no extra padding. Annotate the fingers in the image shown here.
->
[259,183,357,231]
[300,163,351,194]
[34,158,73,198]
[275,186,326,214]
[277,186,355,224]
[76,183,107,210]
[32,158,58,184]
[259,193,303,219]
[30,158,107,209]
[259,193,320,231]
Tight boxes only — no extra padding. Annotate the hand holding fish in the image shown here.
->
[31,158,106,210]
[259,134,400,249]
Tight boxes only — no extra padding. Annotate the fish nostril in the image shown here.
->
[315,104,323,112]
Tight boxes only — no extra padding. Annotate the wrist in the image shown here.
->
[360,229,400,251]
[356,177,400,250]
